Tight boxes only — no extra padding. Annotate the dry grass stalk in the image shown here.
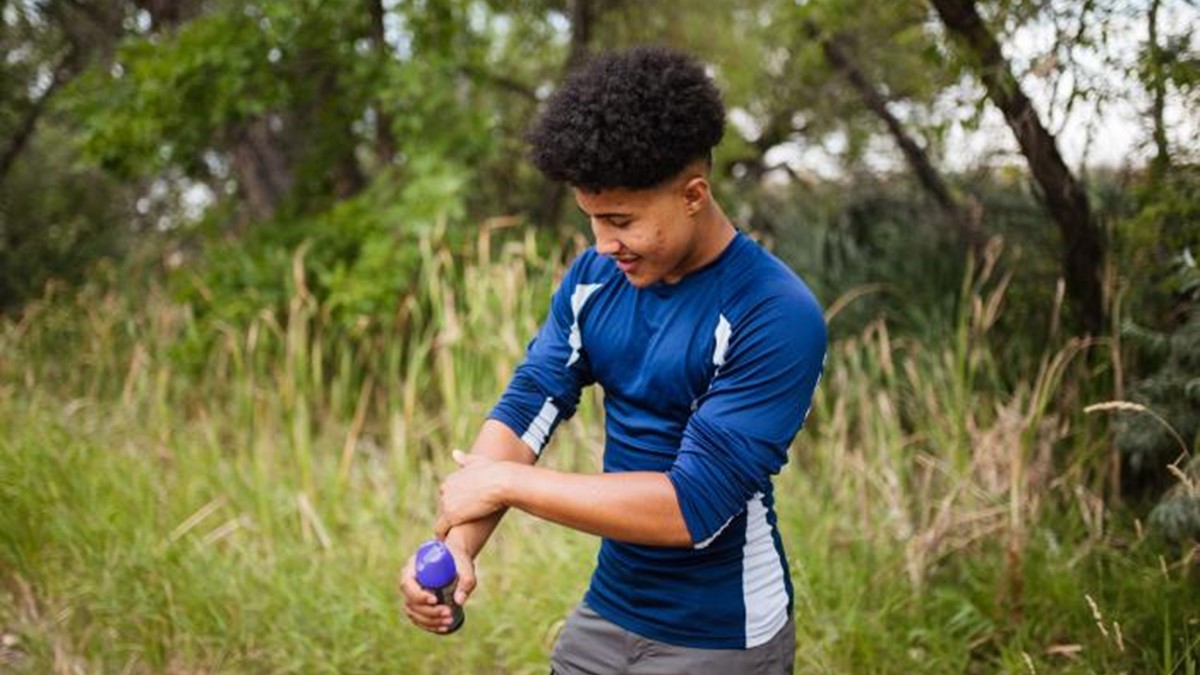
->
[296,494,332,550]
[1084,400,1192,461]
[169,498,226,543]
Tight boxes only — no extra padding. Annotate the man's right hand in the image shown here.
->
[400,421,533,632]
[399,539,477,633]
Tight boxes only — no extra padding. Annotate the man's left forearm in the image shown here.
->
[499,465,693,547]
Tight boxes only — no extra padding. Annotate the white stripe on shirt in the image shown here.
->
[567,283,604,366]
[743,492,789,647]
[712,314,731,368]
[520,397,559,456]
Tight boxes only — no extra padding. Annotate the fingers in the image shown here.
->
[452,449,468,466]
[399,559,455,633]
[404,602,455,633]
[399,562,438,608]
[454,567,476,606]
[433,515,451,540]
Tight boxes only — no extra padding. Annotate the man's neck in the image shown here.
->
[667,204,737,284]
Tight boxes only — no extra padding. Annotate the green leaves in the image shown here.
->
[68,7,276,176]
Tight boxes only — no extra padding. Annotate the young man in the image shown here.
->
[401,46,826,674]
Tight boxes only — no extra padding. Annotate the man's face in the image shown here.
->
[574,175,706,288]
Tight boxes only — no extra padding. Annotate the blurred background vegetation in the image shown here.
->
[1,0,1198,672]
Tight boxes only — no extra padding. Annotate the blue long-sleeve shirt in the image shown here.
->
[490,232,827,649]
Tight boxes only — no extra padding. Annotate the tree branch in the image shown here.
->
[0,52,75,185]
[808,21,985,255]
[458,64,540,103]
[929,0,1105,334]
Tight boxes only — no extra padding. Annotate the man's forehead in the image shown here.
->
[573,187,644,214]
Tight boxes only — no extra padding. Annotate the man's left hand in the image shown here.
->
[434,450,512,538]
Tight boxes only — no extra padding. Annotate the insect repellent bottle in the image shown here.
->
[415,540,465,633]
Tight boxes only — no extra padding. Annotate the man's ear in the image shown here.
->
[681,176,709,216]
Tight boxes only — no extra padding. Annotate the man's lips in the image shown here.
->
[615,257,640,273]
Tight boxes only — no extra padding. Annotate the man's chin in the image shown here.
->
[621,270,658,288]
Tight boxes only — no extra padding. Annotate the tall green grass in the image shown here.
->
[1,229,1196,673]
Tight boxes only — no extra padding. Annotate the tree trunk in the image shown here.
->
[316,69,367,200]
[369,0,397,166]
[809,22,986,257]
[132,0,203,31]
[1148,0,1170,183]
[230,118,294,222]
[538,0,595,228]
[929,0,1106,335]
[55,0,125,55]
[563,0,595,74]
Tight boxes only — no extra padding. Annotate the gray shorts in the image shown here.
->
[550,603,796,675]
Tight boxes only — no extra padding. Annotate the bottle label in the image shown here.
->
[432,580,456,606]
[430,579,465,633]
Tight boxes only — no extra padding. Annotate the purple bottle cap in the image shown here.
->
[414,540,457,589]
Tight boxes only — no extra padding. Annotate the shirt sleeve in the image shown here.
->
[667,289,827,547]
[488,256,599,458]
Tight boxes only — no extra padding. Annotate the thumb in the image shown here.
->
[455,562,476,606]
[451,449,474,466]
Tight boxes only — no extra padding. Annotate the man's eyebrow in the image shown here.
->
[575,205,633,219]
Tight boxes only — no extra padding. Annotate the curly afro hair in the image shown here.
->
[526,46,725,191]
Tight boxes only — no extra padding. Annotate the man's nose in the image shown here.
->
[593,226,621,256]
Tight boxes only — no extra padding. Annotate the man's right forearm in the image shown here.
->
[444,509,507,559]
[443,419,536,558]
